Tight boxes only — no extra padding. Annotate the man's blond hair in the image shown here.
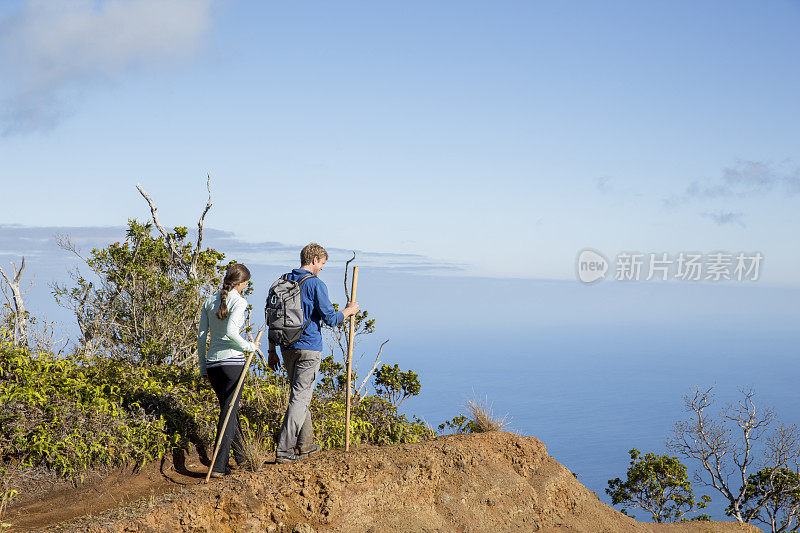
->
[301,243,328,266]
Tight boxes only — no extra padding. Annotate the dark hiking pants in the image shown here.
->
[207,364,247,472]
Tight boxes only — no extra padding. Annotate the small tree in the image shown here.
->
[668,386,800,528]
[52,178,235,366]
[374,363,421,408]
[606,448,710,522]
[54,219,228,365]
[438,414,469,434]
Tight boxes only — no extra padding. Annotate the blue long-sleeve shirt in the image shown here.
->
[284,268,344,352]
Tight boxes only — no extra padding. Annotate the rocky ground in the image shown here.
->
[6,432,760,532]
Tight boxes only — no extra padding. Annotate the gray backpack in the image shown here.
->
[265,273,314,346]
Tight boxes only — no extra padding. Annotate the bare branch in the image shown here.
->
[766,424,800,472]
[136,183,195,279]
[356,339,389,396]
[14,256,25,285]
[667,385,790,524]
[0,257,28,346]
[190,174,213,276]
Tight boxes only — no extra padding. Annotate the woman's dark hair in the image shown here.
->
[216,263,251,320]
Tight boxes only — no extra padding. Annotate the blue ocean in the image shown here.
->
[353,272,800,525]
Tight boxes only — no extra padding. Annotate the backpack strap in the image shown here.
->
[296,273,314,286]
[295,273,316,337]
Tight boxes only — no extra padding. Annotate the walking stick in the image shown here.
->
[205,330,263,482]
[345,266,359,451]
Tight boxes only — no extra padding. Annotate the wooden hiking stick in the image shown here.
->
[205,330,263,482]
[344,266,359,452]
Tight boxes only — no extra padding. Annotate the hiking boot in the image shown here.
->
[276,452,304,464]
[230,454,248,470]
[209,467,231,478]
[298,443,320,458]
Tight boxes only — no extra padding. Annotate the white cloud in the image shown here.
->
[0,0,214,134]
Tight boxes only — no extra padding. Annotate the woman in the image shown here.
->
[197,263,260,477]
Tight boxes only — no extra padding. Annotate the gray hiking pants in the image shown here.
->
[276,348,321,457]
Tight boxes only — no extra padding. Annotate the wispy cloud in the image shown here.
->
[664,160,798,208]
[0,0,215,134]
[595,176,612,193]
[700,211,746,228]
[691,161,775,199]
[785,169,800,195]
[592,175,643,199]
[0,224,464,274]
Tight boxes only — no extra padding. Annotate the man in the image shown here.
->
[268,243,359,463]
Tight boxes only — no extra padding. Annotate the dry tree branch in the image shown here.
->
[667,385,792,524]
[136,183,195,278]
[0,257,28,346]
[54,234,96,276]
[668,387,737,504]
[765,424,800,472]
[137,178,213,281]
[190,174,213,277]
[356,339,389,396]
[53,232,136,343]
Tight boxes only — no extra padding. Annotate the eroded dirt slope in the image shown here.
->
[62,432,759,533]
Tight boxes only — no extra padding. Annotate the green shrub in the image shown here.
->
[53,220,228,366]
[0,327,434,481]
[0,332,172,480]
[374,364,421,407]
[607,448,710,522]
[3,219,434,482]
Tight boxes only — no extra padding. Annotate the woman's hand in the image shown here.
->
[251,330,263,353]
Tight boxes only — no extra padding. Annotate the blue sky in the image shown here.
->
[0,0,798,283]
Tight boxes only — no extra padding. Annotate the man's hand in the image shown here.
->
[268,350,281,371]
[343,300,360,318]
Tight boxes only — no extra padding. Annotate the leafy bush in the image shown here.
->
[316,355,346,397]
[0,332,172,480]
[53,220,227,365]
[0,327,433,481]
[606,448,710,522]
[1,219,435,483]
[438,414,469,434]
[374,364,421,407]
[313,395,433,448]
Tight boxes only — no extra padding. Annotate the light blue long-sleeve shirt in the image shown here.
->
[197,289,256,376]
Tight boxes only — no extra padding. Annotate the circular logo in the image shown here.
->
[576,249,608,283]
